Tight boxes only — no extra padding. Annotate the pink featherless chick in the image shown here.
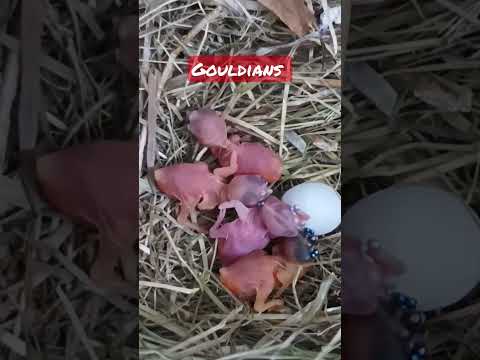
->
[219,250,285,312]
[188,108,283,183]
[219,249,313,313]
[188,108,229,148]
[154,164,270,233]
[259,196,309,238]
[209,194,309,265]
[225,175,271,207]
[270,238,317,296]
[153,162,225,232]
[209,200,270,265]
[272,236,319,263]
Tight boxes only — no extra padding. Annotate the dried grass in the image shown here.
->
[138,1,341,359]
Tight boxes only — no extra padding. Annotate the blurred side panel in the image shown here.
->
[0,0,139,358]
[343,1,480,360]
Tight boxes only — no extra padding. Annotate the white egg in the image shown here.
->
[282,182,341,236]
[342,185,480,311]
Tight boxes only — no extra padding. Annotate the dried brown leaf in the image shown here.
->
[258,0,316,37]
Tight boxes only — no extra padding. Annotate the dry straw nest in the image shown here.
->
[138,1,341,359]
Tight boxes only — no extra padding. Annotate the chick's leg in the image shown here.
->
[253,279,284,313]
[214,150,238,178]
[218,200,250,220]
[177,200,192,225]
[274,263,309,298]
[198,192,219,210]
[177,200,207,233]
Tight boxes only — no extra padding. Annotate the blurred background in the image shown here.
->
[343,0,480,359]
[0,0,138,358]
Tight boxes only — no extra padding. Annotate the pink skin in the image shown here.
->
[210,195,310,264]
[188,109,229,148]
[219,250,311,313]
[154,165,271,232]
[271,238,316,298]
[36,141,138,293]
[209,200,270,265]
[188,109,282,183]
[259,196,309,238]
[343,236,406,315]
[211,139,283,183]
[153,162,226,232]
[225,175,271,207]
